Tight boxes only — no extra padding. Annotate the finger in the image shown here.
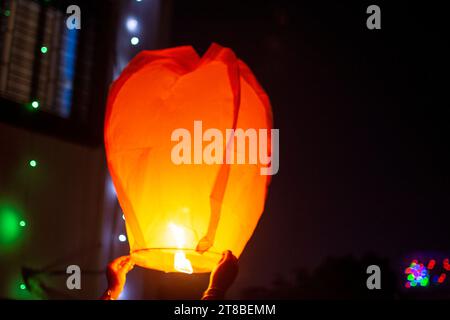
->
[109,259,122,270]
[111,256,131,270]
[125,260,135,272]
[114,255,130,265]
[119,257,131,268]
[223,250,237,262]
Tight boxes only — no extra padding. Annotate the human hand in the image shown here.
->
[203,250,239,300]
[104,255,134,299]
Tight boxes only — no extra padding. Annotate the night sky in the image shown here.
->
[169,0,449,291]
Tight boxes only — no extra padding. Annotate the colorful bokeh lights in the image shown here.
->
[404,258,449,289]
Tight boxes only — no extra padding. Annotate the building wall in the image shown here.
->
[0,121,114,299]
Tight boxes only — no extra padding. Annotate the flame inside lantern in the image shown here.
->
[169,223,193,274]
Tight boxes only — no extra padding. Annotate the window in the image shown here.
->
[0,0,117,145]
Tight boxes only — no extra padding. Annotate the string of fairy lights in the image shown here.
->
[126,4,140,46]
[21,0,146,263]
[115,0,148,246]
[22,0,142,111]
[0,0,147,297]
[24,0,144,199]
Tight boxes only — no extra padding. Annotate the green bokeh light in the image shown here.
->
[420,277,429,287]
[4,10,10,17]
[40,46,48,54]
[29,160,37,167]
[8,276,36,300]
[31,100,39,109]
[0,205,22,249]
[19,220,26,227]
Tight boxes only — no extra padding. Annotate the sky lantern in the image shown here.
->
[104,43,274,273]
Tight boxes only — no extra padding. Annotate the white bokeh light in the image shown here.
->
[118,234,127,242]
[126,18,138,32]
[130,37,139,46]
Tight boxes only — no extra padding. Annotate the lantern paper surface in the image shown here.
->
[105,43,273,273]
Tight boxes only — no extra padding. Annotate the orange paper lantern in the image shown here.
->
[105,43,273,273]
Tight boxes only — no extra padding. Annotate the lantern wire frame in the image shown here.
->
[131,248,223,273]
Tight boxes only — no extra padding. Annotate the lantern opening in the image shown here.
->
[169,223,193,274]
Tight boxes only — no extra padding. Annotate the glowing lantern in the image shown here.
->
[105,43,273,273]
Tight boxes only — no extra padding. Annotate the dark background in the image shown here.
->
[169,0,450,298]
[0,0,448,299]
